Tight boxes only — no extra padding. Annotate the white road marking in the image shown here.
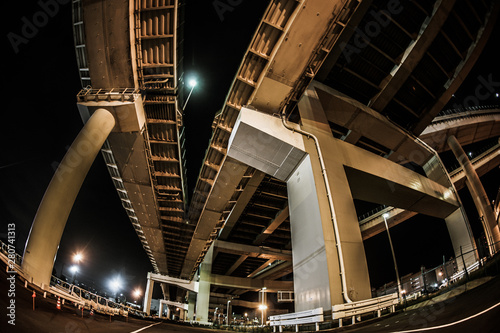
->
[391,301,500,332]
[130,322,161,333]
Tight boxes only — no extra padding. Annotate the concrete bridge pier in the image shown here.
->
[227,84,478,312]
[447,135,500,255]
[195,243,213,324]
[187,291,197,321]
[143,272,155,314]
[21,108,115,288]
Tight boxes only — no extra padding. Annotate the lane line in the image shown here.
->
[391,301,500,332]
[129,322,161,333]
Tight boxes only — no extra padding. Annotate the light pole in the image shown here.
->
[109,276,123,301]
[182,78,197,110]
[133,288,142,308]
[70,265,79,285]
[383,213,402,299]
[258,304,267,326]
[71,252,83,285]
[226,300,231,325]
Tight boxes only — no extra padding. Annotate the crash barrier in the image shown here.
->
[332,293,398,327]
[270,307,323,332]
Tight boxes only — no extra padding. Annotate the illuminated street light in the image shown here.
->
[69,265,79,284]
[133,288,142,308]
[382,213,402,300]
[109,276,123,300]
[182,78,197,110]
[258,304,268,326]
[73,253,83,263]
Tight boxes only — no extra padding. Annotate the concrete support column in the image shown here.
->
[144,272,155,314]
[289,90,372,311]
[160,282,169,301]
[447,135,500,255]
[196,243,213,324]
[187,291,197,321]
[159,301,164,318]
[22,108,115,287]
[179,308,185,321]
[444,209,477,270]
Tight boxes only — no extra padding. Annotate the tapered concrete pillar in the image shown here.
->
[144,272,155,314]
[447,135,500,255]
[195,243,213,324]
[291,89,372,309]
[187,291,197,321]
[228,93,466,311]
[22,108,115,288]
[179,308,185,321]
[444,208,477,269]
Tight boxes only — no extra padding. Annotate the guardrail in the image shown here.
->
[332,293,398,327]
[270,307,323,332]
[0,239,144,318]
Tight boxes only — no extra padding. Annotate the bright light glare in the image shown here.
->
[258,304,267,310]
[382,213,390,218]
[74,253,83,263]
[188,79,197,88]
[70,265,79,274]
[109,277,123,292]
[133,288,142,298]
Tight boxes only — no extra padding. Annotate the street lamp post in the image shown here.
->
[383,213,402,300]
[133,288,142,308]
[182,79,197,110]
[70,265,79,285]
[71,252,83,285]
[109,276,123,302]
[258,304,267,326]
[226,300,231,325]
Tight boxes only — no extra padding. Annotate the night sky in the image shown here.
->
[1,1,498,304]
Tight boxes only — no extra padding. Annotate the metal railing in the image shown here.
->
[373,241,500,303]
[436,105,500,118]
[76,87,140,102]
[270,307,324,332]
[0,239,146,318]
[332,293,398,328]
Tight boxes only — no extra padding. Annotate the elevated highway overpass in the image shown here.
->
[20,0,500,325]
[360,136,500,240]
